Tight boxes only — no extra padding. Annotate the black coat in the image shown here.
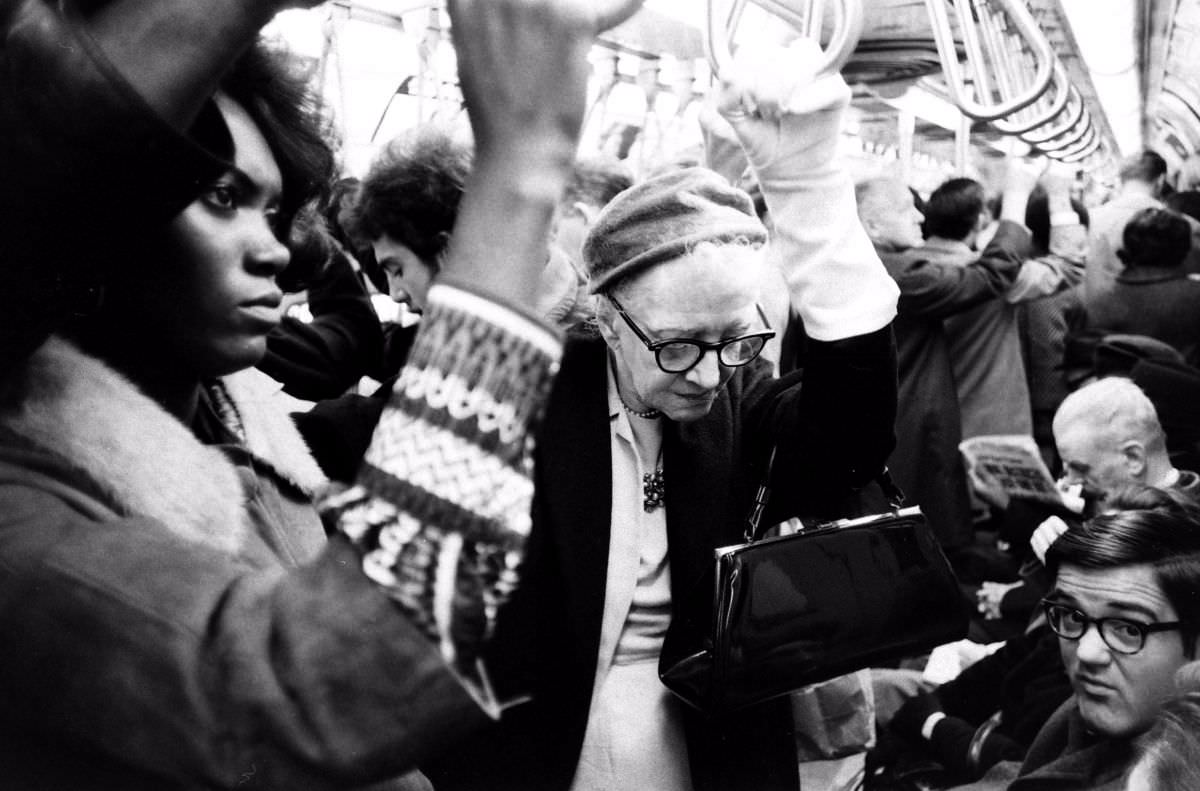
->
[431,326,897,791]
[877,221,1030,552]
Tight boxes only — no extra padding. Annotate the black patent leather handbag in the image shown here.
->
[658,460,969,716]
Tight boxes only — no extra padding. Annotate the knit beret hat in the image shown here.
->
[584,166,768,294]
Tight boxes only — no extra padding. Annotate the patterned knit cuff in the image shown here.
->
[329,282,561,703]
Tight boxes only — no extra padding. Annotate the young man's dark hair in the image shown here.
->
[922,177,986,241]
[343,124,472,263]
[1047,485,1200,651]
[1118,208,1193,270]
[1119,150,1169,186]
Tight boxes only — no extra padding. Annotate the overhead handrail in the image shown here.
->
[1058,134,1102,163]
[705,0,864,80]
[975,1,1070,136]
[994,61,1070,135]
[1028,107,1092,151]
[1019,85,1086,145]
[1044,123,1098,158]
[923,0,1053,121]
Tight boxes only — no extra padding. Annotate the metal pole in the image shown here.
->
[956,113,971,175]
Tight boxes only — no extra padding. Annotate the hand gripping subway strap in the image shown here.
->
[659,454,968,716]
[328,282,561,702]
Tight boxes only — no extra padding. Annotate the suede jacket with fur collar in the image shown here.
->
[0,337,462,790]
[0,336,326,560]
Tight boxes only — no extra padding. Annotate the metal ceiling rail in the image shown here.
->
[1042,121,1097,156]
[978,2,1071,135]
[705,0,865,80]
[1058,134,1103,163]
[923,0,1054,121]
[1018,84,1086,144]
[1027,105,1092,150]
[993,60,1071,134]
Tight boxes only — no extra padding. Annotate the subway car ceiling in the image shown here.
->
[267,0,1200,187]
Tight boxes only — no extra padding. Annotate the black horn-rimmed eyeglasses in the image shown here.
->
[607,294,775,375]
[1041,599,1185,655]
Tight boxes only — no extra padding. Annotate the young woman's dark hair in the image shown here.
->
[220,41,338,234]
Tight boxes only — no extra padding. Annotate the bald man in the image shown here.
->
[856,172,1033,556]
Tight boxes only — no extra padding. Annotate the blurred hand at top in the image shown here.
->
[1004,154,1048,196]
[447,0,643,164]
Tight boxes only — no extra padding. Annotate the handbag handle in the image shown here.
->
[743,446,778,543]
[743,447,906,543]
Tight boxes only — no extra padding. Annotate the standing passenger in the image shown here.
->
[1083,150,1167,303]
[431,40,899,791]
[856,164,1034,556]
[0,0,641,785]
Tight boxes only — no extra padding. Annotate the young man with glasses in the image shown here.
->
[429,43,899,791]
[953,486,1200,790]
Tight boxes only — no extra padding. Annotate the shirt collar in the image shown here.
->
[923,236,974,256]
[606,355,635,446]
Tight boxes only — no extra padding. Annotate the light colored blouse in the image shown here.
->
[568,364,693,791]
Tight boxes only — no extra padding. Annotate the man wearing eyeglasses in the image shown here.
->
[952,487,1200,790]
[429,43,899,791]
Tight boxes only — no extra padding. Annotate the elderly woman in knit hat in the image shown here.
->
[429,41,900,791]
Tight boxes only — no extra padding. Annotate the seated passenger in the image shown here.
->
[972,377,1200,627]
[950,485,1200,791]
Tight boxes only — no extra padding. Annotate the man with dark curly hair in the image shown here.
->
[345,124,473,315]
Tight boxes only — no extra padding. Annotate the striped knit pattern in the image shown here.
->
[330,282,561,685]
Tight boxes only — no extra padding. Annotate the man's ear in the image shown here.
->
[1123,440,1148,479]
[859,214,879,241]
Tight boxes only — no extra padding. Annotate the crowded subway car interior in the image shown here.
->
[8,0,1200,789]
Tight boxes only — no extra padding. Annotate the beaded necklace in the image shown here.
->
[619,394,665,511]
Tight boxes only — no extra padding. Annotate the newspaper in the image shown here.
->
[959,434,1061,505]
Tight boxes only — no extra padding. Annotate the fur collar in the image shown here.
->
[220,367,327,498]
[0,337,324,555]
